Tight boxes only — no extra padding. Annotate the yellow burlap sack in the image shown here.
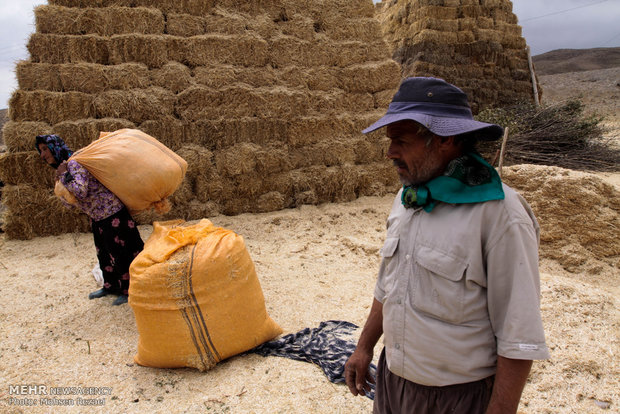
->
[54,181,78,206]
[70,129,187,214]
[129,219,282,371]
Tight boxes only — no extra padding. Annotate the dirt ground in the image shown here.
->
[1,68,619,413]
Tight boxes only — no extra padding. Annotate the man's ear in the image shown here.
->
[437,135,462,158]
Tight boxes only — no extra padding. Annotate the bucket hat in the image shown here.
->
[362,77,503,141]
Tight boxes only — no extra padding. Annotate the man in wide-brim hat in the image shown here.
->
[344,77,549,413]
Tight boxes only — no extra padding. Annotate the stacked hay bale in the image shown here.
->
[376,0,540,113]
[0,0,401,239]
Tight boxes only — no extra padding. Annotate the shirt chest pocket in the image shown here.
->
[411,245,468,324]
[379,237,399,293]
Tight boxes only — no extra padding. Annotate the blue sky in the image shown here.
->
[1,0,619,109]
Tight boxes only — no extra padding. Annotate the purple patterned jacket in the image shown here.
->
[61,160,125,222]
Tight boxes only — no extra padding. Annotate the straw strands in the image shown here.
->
[1,0,401,239]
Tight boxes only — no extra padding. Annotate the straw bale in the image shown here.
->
[330,41,390,67]
[47,0,131,6]
[9,91,94,125]
[495,21,522,37]
[458,17,477,31]
[109,34,169,68]
[373,90,396,109]
[313,0,376,19]
[166,14,206,37]
[52,118,136,149]
[285,115,372,148]
[304,138,358,167]
[277,67,309,89]
[501,33,526,49]
[182,34,269,67]
[93,87,175,124]
[1,121,53,152]
[256,144,293,175]
[269,37,388,68]
[1,184,90,239]
[414,29,459,45]
[16,62,62,92]
[256,191,288,212]
[58,63,108,94]
[339,60,401,94]
[303,67,340,91]
[357,161,399,196]
[415,6,458,20]
[246,14,278,40]
[138,117,187,150]
[352,136,386,164]
[175,144,216,178]
[35,5,164,36]
[268,36,322,68]
[47,0,217,14]
[105,63,151,90]
[0,152,51,187]
[159,0,217,15]
[491,8,517,24]
[193,66,237,88]
[28,33,110,65]
[176,85,311,121]
[277,14,317,41]
[185,117,288,150]
[194,65,278,89]
[45,62,149,94]
[210,0,287,17]
[150,61,193,93]
[458,5,484,18]
[475,16,494,30]
[174,144,223,203]
[170,198,219,220]
[309,91,375,116]
[416,17,460,32]
[215,142,261,177]
[319,17,383,42]
[204,11,251,36]
[473,28,503,44]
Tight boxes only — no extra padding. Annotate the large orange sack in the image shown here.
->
[129,219,282,371]
[70,128,187,213]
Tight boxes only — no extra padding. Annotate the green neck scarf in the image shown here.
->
[401,152,504,212]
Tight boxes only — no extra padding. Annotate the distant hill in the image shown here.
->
[533,47,620,75]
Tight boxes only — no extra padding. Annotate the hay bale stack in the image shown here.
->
[376,0,541,113]
[1,0,400,239]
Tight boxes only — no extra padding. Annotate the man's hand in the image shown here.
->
[345,348,375,396]
[55,161,68,181]
[344,298,384,397]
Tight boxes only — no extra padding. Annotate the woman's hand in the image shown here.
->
[55,161,68,181]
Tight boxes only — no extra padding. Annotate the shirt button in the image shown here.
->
[397,299,402,305]
[395,344,400,350]
[406,254,411,261]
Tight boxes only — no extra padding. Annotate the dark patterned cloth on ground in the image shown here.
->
[250,320,376,400]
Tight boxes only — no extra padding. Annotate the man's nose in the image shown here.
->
[386,141,397,159]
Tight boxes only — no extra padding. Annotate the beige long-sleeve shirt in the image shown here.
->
[375,184,550,387]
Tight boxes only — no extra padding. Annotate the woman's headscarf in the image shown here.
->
[35,134,73,169]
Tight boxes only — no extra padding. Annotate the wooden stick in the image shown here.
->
[498,127,509,179]
[526,46,540,107]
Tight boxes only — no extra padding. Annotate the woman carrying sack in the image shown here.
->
[36,134,144,306]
